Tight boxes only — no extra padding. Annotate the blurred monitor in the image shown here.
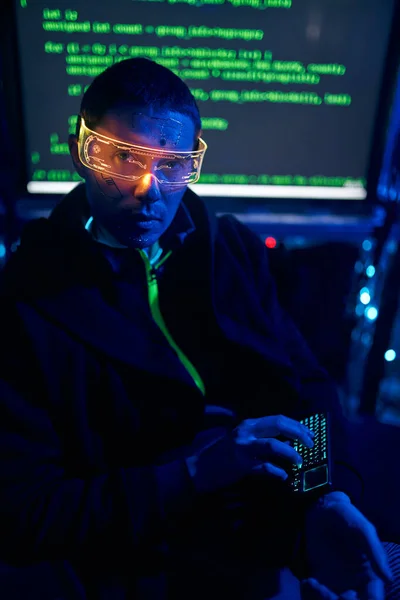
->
[5,0,400,213]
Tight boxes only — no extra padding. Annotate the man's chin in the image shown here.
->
[128,235,158,250]
[101,214,158,243]
[113,228,161,250]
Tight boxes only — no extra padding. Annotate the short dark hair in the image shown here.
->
[76,58,202,139]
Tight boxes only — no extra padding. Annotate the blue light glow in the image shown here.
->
[366,266,376,278]
[385,349,396,362]
[362,240,372,252]
[365,306,379,321]
[0,244,6,259]
[360,292,371,305]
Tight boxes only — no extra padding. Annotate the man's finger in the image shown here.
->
[301,578,338,599]
[358,575,386,600]
[325,500,394,586]
[301,580,361,600]
[251,414,314,448]
[358,522,393,584]
[251,462,288,480]
[251,437,303,466]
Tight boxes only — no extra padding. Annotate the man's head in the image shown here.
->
[69,58,203,249]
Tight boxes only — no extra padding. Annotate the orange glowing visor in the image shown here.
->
[78,117,207,185]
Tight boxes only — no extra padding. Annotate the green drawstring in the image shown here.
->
[138,249,206,396]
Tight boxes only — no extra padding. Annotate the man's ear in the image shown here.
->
[194,131,203,150]
[68,134,86,179]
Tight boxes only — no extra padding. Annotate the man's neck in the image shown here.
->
[144,240,162,264]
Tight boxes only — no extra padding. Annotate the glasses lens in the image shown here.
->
[85,137,145,179]
[111,148,147,178]
[155,156,198,183]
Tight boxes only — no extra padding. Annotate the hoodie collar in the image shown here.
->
[80,187,197,269]
[10,182,218,293]
[49,183,201,251]
[83,201,196,253]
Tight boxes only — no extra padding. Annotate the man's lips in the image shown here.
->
[125,211,162,221]
[124,213,162,230]
[132,215,160,221]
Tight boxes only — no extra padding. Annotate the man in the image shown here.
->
[0,58,395,599]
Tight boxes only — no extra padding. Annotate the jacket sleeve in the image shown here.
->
[0,299,247,563]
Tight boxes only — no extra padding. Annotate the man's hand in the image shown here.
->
[235,414,315,480]
[187,414,315,494]
[301,492,393,600]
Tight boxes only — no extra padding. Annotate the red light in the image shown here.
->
[265,236,277,249]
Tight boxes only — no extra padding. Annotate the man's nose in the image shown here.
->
[133,173,161,202]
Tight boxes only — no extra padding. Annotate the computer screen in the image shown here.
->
[14,0,397,201]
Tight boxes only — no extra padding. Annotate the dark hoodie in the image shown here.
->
[0,184,343,599]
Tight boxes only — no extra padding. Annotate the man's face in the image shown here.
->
[69,106,197,249]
